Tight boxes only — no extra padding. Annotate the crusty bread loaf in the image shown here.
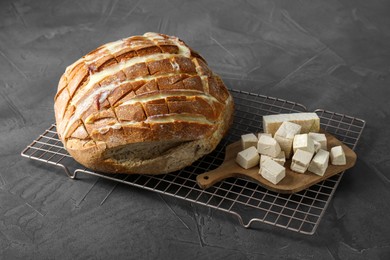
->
[54,32,234,174]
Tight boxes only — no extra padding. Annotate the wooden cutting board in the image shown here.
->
[196,132,357,194]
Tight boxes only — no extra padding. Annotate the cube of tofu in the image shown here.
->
[262,112,320,136]
[260,151,286,167]
[274,121,302,158]
[308,149,330,176]
[330,146,346,165]
[291,149,314,173]
[258,132,272,139]
[257,135,281,157]
[313,140,321,153]
[259,158,286,185]
[241,133,258,150]
[293,134,315,154]
[275,121,302,139]
[236,146,260,169]
[308,132,327,150]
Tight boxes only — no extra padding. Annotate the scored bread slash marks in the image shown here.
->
[56,33,232,180]
[21,90,365,235]
[62,33,195,139]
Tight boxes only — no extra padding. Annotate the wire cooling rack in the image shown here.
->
[21,89,365,235]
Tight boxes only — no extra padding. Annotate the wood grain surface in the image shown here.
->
[197,132,357,193]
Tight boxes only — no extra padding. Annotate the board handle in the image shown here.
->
[196,160,239,189]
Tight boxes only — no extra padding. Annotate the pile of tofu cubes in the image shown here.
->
[235,113,347,185]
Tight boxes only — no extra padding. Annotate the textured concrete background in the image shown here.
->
[1,0,390,259]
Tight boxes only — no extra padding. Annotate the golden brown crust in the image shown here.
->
[54,32,234,174]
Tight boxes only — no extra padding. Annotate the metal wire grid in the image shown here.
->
[21,90,365,234]
[21,124,76,178]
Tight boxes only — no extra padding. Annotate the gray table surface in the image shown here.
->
[1,0,389,259]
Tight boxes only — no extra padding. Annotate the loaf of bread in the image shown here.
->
[54,32,234,174]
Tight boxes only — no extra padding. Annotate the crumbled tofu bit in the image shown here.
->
[236,146,260,169]
[330,145,346,165]
[241,133,258,150]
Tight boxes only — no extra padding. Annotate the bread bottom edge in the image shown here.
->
[65,94,234,175]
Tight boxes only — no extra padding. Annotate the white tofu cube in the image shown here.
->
[236,146,260,169]
[308,149,330,176]
[274,121,302,158]
[262,112,320,136]
[291,149,314,173]
[313,140,321,153]
[259,158,286,185]
[257,135,281,157]
[293,134,315,154]
[275,151,286,165]
[260,151,286,167]
[260,154,272,167]
[258,132,272,139]
[308,132,327,150]
[275,121,302,139]
[241,133,258,150]
[330,146,346,165]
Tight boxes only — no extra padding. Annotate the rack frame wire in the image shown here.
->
[21,89,365,235]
